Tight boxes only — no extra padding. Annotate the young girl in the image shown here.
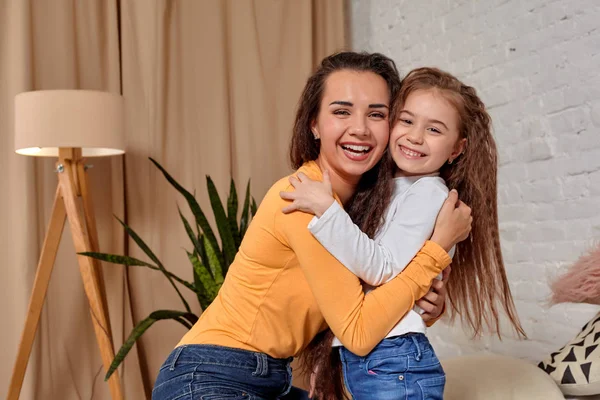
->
[281,67,527,399]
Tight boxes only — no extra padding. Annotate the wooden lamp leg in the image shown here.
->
[76,161,113,338]
[7,187,67,400]
[8,149,124,400]
[58,158,124,400]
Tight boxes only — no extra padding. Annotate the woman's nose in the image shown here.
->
[348,117,368,136]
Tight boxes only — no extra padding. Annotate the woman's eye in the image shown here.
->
[333,109,350,116]
[370,112,386,119]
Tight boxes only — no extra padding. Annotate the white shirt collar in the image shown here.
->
[392,171,441,195]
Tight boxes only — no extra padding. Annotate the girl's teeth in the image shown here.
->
[402,147,423,157]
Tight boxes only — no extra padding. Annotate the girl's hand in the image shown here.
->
[419,266,451,323]
[430,189,472,252]
[280,171,335,217]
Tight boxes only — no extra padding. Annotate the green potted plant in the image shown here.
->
[80,157,257,380]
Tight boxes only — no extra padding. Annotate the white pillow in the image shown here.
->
[442,354,563,400]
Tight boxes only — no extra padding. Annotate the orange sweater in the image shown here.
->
[178,161,451,357]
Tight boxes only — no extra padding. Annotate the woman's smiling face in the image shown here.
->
[311,69,391,184]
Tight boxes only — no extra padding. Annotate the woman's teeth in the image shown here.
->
[341,144,371,154]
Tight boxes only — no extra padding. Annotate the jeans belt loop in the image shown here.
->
[411,335,422,361]
[169,345,186,371]
[252,353,269,377]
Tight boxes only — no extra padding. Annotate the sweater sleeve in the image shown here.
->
[307,179,449,286]
[275,198,452,356]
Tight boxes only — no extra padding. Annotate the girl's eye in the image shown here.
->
[333,109,350,116]
[400,118,412,125]
[428,127,442,134]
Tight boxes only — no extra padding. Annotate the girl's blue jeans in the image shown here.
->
[339,333,445,400]
[152,344,309,400]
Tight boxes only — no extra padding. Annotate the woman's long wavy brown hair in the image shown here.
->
[289,51,399,400]
[302,67,526,399]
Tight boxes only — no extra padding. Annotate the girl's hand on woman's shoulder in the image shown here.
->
[430,189,472,252]
[279,171,335,217]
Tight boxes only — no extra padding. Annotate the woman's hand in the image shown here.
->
[420,266,451,323]
[280,171,335,217]
[430,189,472,252]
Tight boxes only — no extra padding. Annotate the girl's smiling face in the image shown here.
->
[390,88,466,177]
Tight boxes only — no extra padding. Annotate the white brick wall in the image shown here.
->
[351,0,600,362]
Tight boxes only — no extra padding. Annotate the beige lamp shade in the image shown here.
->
[14,90,125,157]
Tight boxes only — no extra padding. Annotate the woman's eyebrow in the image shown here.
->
[329,100,389,109]
[370,103,389,109]
[329,100,353,106]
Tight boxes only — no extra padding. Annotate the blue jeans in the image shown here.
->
[339,333,445,400]
[152,344,308,400]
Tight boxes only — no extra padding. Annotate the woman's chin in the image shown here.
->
[321,149,384,180]
[339,159,380,179]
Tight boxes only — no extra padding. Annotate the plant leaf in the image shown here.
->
[78,252,154,267]
[104,310,197,380]
[149,157,221,262]
[206,176,236,266]
[202,235,224,283]
[78,252,195,292]
[115,216,191,313]
[197,232,209,266]
[251,197,258,217]
[227,178,240,248]
[181,313,199,325]
[178,207,214,281]
[187,250,219,309]
[240,180,251,237]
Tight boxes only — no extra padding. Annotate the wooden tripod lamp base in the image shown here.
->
[9,91,126,400]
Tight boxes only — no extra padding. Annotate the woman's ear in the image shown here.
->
[311,120,320,140]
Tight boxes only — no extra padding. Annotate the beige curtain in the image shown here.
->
[0,1,142,399]
[1,0,345,398]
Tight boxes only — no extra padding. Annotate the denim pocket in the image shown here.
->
[152,371,194,400]
[365,355,409,378]
[197,386,251,400]
[343,358,407,400]
[417,375,446,400]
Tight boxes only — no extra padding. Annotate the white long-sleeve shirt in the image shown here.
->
[307,173,454,346]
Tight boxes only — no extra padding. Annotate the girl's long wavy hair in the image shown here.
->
[397,68,525,340]
[302,67,526,399]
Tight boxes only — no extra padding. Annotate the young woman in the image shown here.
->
[285,67,526,399]
[152,53,472,400]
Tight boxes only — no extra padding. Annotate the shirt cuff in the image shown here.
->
[422,240,453,267]
[307,200,342,231]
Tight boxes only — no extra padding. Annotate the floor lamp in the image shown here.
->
[8,90,125,400]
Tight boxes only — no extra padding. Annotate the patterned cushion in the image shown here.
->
[538,312,600,396]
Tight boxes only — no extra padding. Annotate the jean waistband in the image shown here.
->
[165,344,293,374]
[390,332,430,345]
[340,333,431,362]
